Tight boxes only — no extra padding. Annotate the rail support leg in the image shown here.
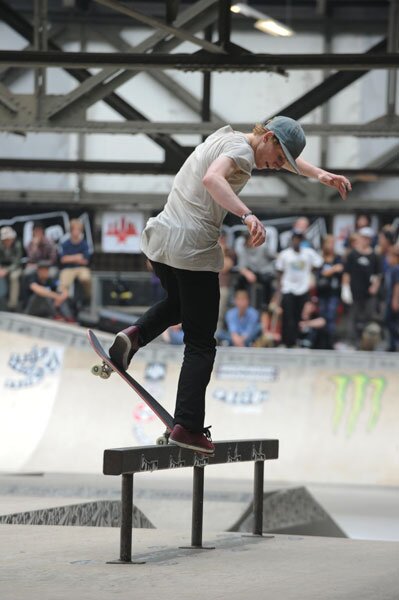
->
[243,460,273,540]
[180,466,215,550]
[253,460,264,535]
[107,474,145,564]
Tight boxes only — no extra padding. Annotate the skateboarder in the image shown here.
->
[109,116,351,454]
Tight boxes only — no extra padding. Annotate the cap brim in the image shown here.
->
[278,140,301,175]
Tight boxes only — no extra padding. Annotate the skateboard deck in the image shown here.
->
[87,329,174,438]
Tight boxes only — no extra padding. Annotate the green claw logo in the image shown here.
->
[330,374,386,436]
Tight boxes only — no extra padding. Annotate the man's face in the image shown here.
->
[33,227,44,241]
[235,292,249,311]
[254,132,286,170]
[2,238,13,248]
[359,234,372,249]
[71,224,82,240]
[37,267,49,282]
[291,235,302,251]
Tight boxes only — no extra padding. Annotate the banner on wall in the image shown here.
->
[0,211,93,253]
[101,212,144,253]
[332,214,355,255]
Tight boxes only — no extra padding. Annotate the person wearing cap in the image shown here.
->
[0,226,23,310]
[342,226,381,347]
[108,116,351,454]
[275,229,323,347]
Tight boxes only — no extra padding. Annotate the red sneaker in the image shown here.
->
[169,424,215,455]
[109,325,141,371]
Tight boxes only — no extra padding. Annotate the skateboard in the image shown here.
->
[87,329,174,445]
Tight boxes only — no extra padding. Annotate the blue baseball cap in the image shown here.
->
[263,116,306,174]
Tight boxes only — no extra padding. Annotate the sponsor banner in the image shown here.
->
[101,212,144,253]
[0,342,64,472]
[332,214,355,255]
[215,363,278,382]
[0,210,93,253]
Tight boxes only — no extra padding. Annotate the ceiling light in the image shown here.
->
[230,4,242,14]
[231,3,266,19]
[231,3,294,37]
[254,19,293,37]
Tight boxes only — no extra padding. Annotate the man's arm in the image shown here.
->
[284,157,352,200]
[203,156,265,247]
[30,281,67,303]
[392,282,399,312]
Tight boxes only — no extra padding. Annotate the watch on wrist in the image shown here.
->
[240,212,253,224]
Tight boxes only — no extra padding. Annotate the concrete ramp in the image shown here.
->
[0,500,154,529]
[1,313,399,485]
[229,486,347,538]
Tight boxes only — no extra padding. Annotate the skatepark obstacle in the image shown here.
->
[103,438,279,563]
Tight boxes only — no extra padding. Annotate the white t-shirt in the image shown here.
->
[275,247,323,295]
[141,125,255,272]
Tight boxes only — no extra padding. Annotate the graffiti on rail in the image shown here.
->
[5,345,62,388]
[330,374,386,436]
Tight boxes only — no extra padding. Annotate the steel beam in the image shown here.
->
[0,188,397,213]
[93,0,225,54]
[46,1,220,120]
[267,39,388,120]
[0,0,190,163]
[33,0,48,120]
[386,0,399,115]
[166,0,180,24]
[1,112,399,136]
[0,82,19,113]
[0,157,398,177]
[92,25,225,120]
[218,0,231,49]
[0,26,66,85]
[1,51,398,71]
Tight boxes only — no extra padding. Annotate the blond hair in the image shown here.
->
[252,123,267,135]
[252,122,280,145]
[70,218,83,231]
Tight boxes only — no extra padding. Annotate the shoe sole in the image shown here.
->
[109,332,131,371]
[169,437,215,456]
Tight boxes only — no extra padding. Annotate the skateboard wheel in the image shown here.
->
[156,435,169,445]
[100,369,111,380]
[91,365,101,376]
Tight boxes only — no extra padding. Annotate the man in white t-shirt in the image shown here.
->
[275,230,323,347]
[109,116,351,454]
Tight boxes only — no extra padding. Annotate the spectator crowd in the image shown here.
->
[1,213,399,353]
[0,218,92,322]
[211,214,399,353]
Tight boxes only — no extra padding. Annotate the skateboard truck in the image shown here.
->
[91,362,113,379]
[156,430,170,446]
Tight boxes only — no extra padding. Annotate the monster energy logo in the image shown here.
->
[331,374,386,436]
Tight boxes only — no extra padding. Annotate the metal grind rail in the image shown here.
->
[103,438,279,564]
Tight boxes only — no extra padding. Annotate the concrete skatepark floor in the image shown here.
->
[1,524,398,600]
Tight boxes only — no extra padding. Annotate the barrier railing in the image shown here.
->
[103,438,279,564]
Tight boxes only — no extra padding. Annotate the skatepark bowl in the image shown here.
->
[1,313,399,599]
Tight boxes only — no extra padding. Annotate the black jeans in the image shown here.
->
[135,261,220,433]
[281,292,309,347]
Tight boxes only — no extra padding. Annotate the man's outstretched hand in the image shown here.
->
[318,172,352,200]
